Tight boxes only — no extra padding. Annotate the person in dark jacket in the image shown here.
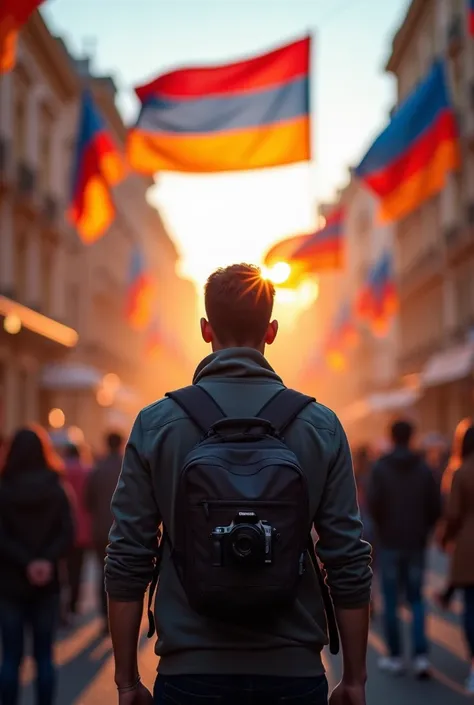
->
[0,426,74,705]
[105,264,372,705]
[368,419,441,679]
[85,431,123,632]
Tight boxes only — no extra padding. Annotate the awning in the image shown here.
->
[0,296,78,348]
[41,363,103,390]
[342,386,420,424]
[421,343,474,388]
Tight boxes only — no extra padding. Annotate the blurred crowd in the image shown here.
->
[353,415,474,691]
[1,412,474,703]
[0,425,124,705]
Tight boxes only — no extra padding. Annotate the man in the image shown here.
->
[106,264,372,705]
[86,431,124,632]
[368,420,441,678]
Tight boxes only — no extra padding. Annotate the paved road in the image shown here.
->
[18,550,472,704]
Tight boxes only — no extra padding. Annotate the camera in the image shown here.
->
[210,511,276,568]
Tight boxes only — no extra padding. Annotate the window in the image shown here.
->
[41,240,52,315]
[13,68,29,164]
[14,222,27,303]
[39,104,53,194]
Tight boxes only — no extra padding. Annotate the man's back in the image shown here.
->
[107,347,371,677]
[368,447,441,551]
[87,452,122,545]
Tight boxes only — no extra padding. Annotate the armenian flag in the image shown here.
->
[128,36,311,174]
[355,60,460,223]
[292,208,345,271]
[125,247,155,331]
[470,0,474,36]
[357,252,398,337]
[324,301,357,372]
[69,90,126,244]
[0,0,43,73]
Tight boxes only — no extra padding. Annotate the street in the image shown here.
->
[15,550,471,704]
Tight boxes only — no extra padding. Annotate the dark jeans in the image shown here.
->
[154,675,329,704]
[66,546,86,614]
[0,594,59,705]
[379,548,428,658]
[464,586,474,657]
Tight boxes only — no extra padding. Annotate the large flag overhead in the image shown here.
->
[292,208,345,271]
[0,0,43,73]
[128,36,311,174]
[355,60,460,223]
[69,91,126,244]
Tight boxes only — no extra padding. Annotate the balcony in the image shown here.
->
[41,194,59,228]
[397,246,443,300]
[447,14,463,58]
[444,206,474,264]
[0,138,14,191]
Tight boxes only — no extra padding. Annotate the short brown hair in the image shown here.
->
[204,264,275,346]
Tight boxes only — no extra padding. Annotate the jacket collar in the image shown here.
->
[193,347,283,384]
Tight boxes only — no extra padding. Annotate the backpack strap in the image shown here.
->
[166,385,226,435]
[257,388,315,434]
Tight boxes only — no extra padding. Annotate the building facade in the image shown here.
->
[0,12,79,437]
[0,11,198,450]
[387,0,474,436]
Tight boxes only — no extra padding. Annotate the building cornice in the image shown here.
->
[23,11,78,100]
[385,0,427,74]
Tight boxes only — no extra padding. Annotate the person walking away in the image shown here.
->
[63,443,92,622]
[368,419,441,678]
[436,418,473,610]
[0,426,74,705]
[440,425,474,693]
[86,432,123,633]
[105,264,372,705]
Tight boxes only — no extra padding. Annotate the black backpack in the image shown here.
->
[146,384,339,654]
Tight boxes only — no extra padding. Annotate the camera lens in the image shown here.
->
[233,534,253,558]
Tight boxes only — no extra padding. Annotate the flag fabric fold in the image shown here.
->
[125,247,155,331]
[292,208,345,271]
[357,252,398,337]
[355,60,460,223]
[0,0,43,73]
[128,36,311,174]
[470,0,474,36]
[324,300,357,372]
[69,90,126,244]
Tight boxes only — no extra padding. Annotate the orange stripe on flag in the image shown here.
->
[127,116,310,174]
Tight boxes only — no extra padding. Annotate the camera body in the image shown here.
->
[211,511,275,568]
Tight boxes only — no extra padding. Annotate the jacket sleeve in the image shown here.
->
[425,465,442,530]
[105,412,160,601]
[443,470,464,543]
[314,417,372,608]
[0,508,33,567]
[42,483,75,561]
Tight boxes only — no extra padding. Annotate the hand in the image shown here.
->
[26,560,53,587]
[330,681,366,705]
[118,682,153,705]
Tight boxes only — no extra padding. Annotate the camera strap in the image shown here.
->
[307,537,340,655]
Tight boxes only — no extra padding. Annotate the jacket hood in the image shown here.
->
[0,468,62,508]
[193,347,283,384]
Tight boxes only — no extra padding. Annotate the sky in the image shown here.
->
[43,0,410,286]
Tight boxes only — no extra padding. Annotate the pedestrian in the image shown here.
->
[368,419,441,678]
[0,425,74,705]
[85,431,124,634]
[440,424,474,694]
[63,443,92,622]
[436,418,473,610]
[106,263,372,705]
